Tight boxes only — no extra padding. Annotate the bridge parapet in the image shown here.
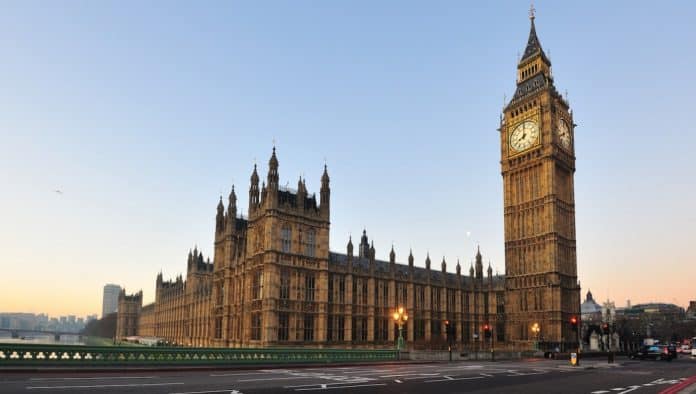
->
[0,343,398,366]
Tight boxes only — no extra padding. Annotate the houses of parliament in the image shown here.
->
[116,10,581,351]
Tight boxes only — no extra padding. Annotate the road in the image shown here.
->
[1,356,695,393]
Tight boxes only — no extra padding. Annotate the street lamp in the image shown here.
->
[392,307,408,352]
[531,322,540,350]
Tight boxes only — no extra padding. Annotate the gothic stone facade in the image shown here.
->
[118,12,579,351]
[115,289,142,339]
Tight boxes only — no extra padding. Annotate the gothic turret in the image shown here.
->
[347,236,354,257]
[456,259,461,276]
[389,245,395,264]
[268,147,279,188]
[425,253,431,270]
[296,176,307,208]
[475,245,483,280]
[249,164,259,212]
[469,262,474,278]
[359,229,369,258]
[228,185,237,220]
[216,197,224,233]
[408,249,414,269]
[266,147,279,207]
[369,241,375,261]
[441,257,447,273]
[320,164,330,219]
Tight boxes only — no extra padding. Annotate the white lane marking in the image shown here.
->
[425,376,485,383]
[27,382,184,390]
[29,376,157,381]
[170,390,243,394]
[210,372,272,377]
[238,376,307,382]
[294,383,387,391]
[590,391,610,394]
[616,386,641,394]
[380,373,438,378]
[285,382,374,389]
[611,389,626,391]
[394,379,403,383]
[480,373,493,377]
[642,383,654,386]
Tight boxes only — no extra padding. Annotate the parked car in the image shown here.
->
[629,345,676,361]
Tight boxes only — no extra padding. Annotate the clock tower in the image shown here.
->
[501,8,581,350]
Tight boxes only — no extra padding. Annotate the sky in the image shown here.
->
[1,1,695,317]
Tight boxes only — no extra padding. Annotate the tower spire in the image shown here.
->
[520,3,549,65]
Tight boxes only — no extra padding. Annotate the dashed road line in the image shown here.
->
[26,382,185,390]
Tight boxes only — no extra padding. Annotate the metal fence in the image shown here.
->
[0,343,398,366]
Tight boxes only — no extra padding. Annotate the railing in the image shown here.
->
[0,343,398,366]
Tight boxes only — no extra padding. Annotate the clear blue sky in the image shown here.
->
[1,1,695,316]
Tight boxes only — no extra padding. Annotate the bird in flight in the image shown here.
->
[54,190,63,195]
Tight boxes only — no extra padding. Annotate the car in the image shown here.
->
[629,345,676,361]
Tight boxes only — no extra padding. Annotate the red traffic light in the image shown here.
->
[445,320,450,325]
[570,316,578,325]
[483,324,490,331]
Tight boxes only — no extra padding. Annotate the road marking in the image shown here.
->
[394,379,403,383]
[425,376,485,383]
[238,376,307,382]
[210,372,271,377]
[293,383,387,391]
[170,390,243,394]
[29,376,157,381]
[26,382,184,390]
[611,389,626,391]
[380,373,438,378]
[591,391,610,394]
[480,373,493,377]
[616,386,641,394]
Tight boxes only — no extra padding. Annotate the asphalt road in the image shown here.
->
[2,356,695,394]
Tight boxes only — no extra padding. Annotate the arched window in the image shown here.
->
[281,225,292,253]
[305,229,316,257]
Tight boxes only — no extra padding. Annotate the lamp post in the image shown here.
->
[392,307,408,354]
[531,322,540,351]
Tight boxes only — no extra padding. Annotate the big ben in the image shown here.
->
[501,8,581,349]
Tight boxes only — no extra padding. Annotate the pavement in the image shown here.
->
[1,355,695,393]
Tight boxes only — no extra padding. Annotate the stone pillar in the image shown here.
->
[345,274,353,342]
[367,277,375,343]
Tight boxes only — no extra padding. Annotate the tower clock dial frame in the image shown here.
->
[557,118,572,150]
[508,113,541,154]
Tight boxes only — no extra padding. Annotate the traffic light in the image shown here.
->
[570,316,579,332]
[602,323,609,334]
[483,324,491,338]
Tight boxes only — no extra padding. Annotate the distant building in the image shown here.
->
[616,303,685,321]
[686,301,696,320]
[115,289,142,339]
[581,290,602,323]
[102,284,121,318]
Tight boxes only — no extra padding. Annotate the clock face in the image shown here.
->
[510,120,540,152]
[557,119,571,149]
